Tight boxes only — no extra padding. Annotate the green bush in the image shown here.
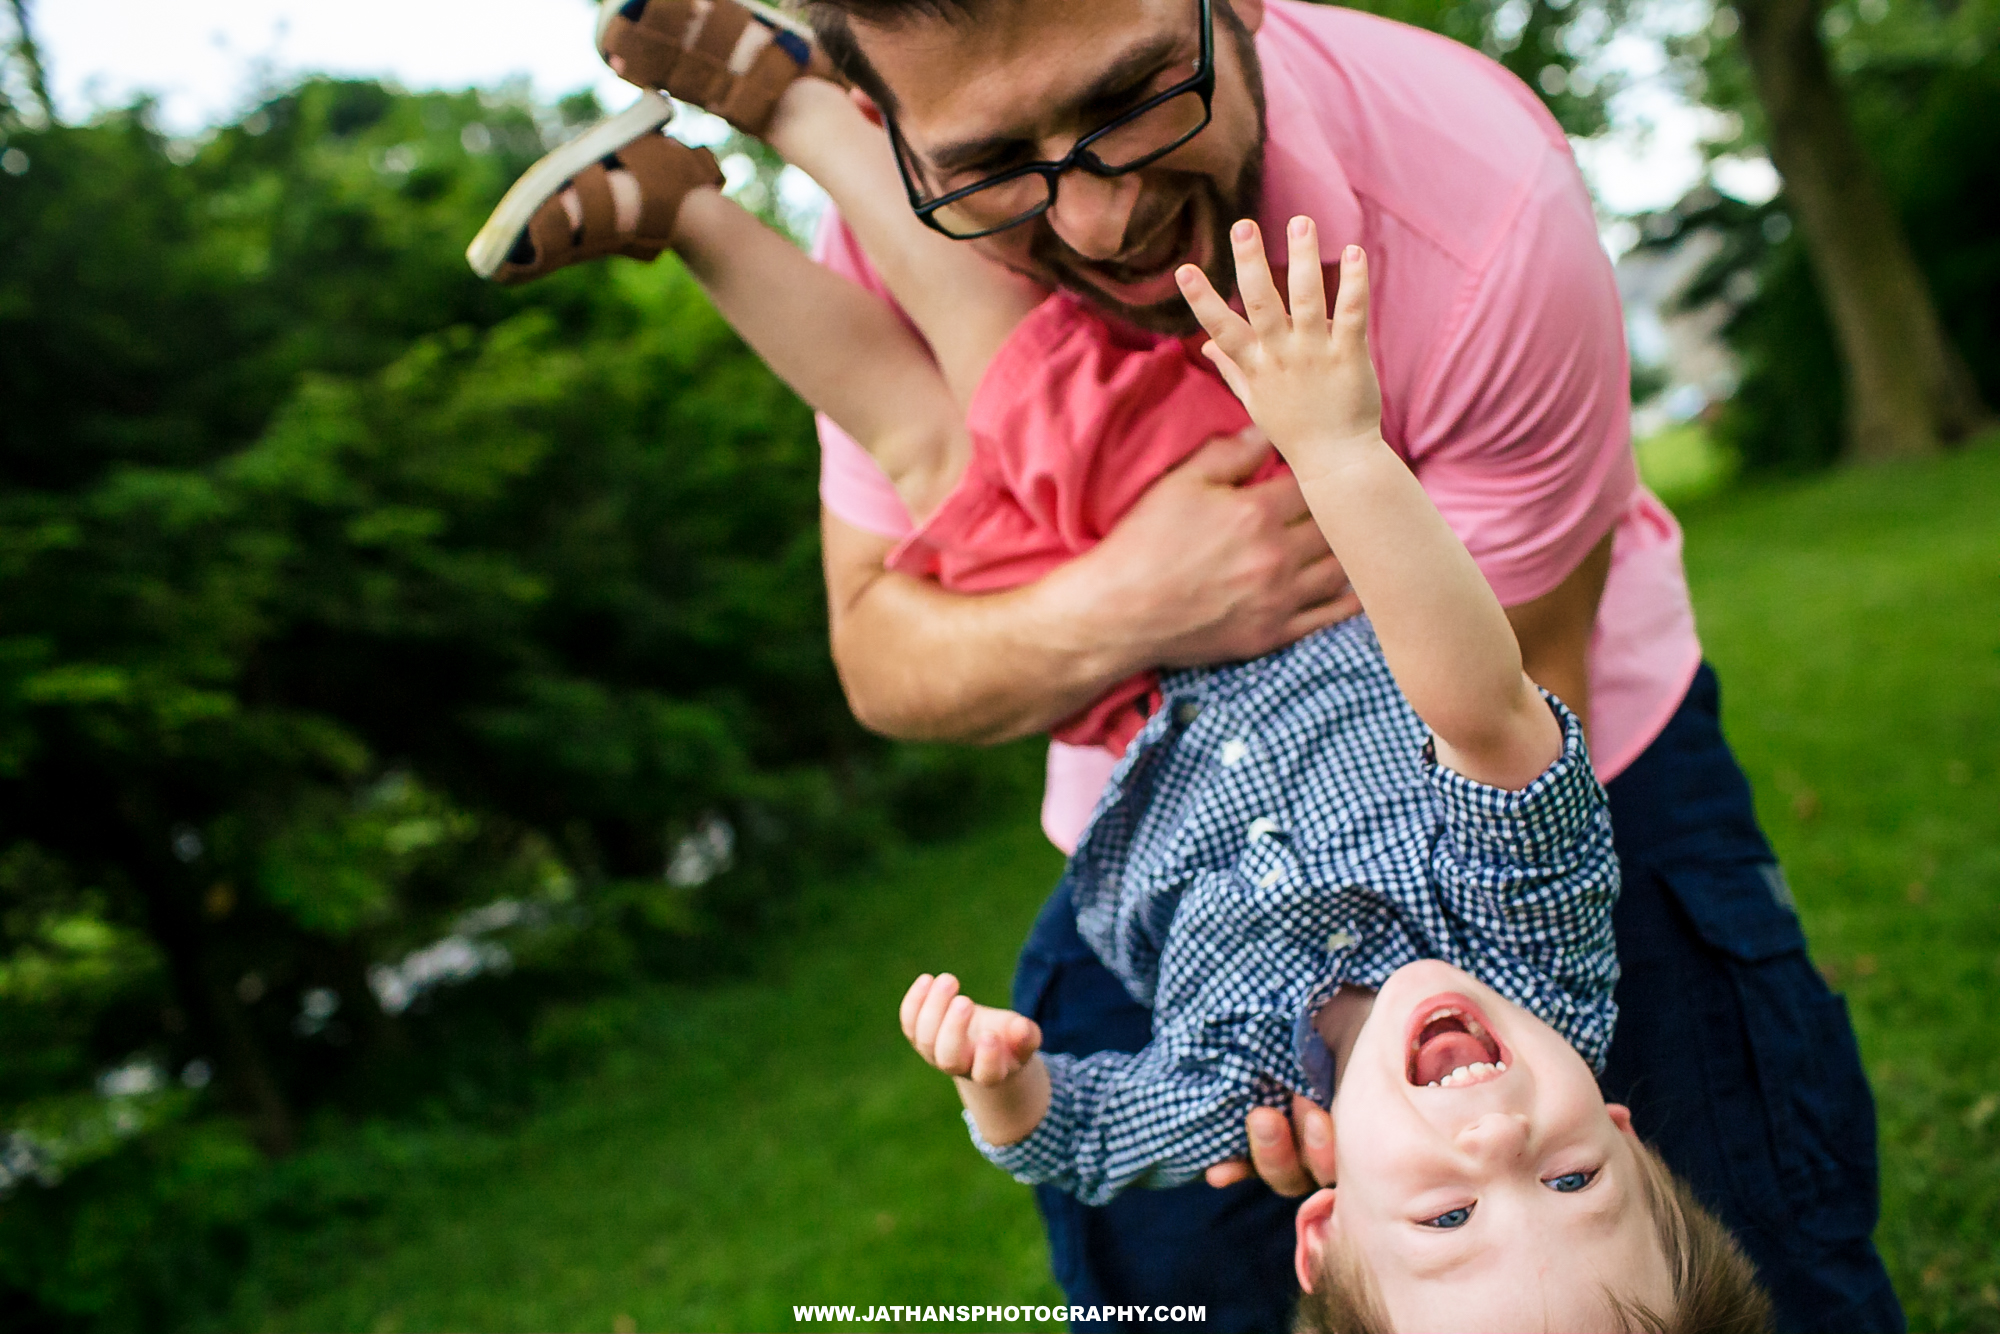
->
[0,79,1007,1329]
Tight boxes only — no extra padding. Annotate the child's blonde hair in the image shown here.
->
[1292,1137,1774,1334]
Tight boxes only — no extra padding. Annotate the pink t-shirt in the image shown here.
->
[817,0,1702,852]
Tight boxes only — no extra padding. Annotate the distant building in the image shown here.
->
[1616,224,1740,439]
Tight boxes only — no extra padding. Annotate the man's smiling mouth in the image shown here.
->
[1082,195,1198,287]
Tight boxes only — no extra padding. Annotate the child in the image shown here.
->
[469,9,1768,1323]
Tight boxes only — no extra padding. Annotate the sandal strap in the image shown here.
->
[617,135,725,255]
[494,140,722,284]
[602,0,828,135]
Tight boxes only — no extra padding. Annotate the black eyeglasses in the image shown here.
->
[884,0,1215,241]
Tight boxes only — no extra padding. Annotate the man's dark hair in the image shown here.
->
[804,0,989,111]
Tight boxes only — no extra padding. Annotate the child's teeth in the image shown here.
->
[1432,1061,1513,1089]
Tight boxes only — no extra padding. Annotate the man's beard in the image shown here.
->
[1023,10,1267,336]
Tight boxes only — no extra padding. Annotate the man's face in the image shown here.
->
[1306,960,1674,1330]
[849,0,1268,334]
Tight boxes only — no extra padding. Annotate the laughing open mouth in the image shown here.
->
[1406,993,1507,1089]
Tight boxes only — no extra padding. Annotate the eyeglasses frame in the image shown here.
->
[882,0,1217,241]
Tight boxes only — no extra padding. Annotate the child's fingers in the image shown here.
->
[933,994,976,1075]
[911,972,961,1060]
[1199,341,1251,404]
[1230,219,1288,339]
[899,974,933,1042]
[1176,264,1255,365]
[1284,216,1327,331]
[1007,1013,1043,1061]
[968,1032,999,1085]
[1330,244,1371,346]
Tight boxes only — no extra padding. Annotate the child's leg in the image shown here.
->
[667,181,970,518]
[761,78,1047,412]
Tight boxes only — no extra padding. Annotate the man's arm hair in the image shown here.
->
[822,508,1128,742]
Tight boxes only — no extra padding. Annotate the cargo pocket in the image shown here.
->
[1654,859,1881,1245]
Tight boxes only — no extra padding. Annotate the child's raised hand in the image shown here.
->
[1176,218,1382,482]
[900,973,1042,1087]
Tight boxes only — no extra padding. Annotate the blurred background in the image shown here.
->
[0,0,1995,1329]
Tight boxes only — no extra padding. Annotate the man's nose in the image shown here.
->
[1455,1112,1531,1164]
[1045,170,1144,261]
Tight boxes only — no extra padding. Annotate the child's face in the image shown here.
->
[1296,960,1672,1330]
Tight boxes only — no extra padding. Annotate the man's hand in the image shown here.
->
[1205,1096,1338,1195]
[822,427,1359,744]
[1076,428,1360,673]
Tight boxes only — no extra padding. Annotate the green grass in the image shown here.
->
[235,821,1070,1334]
[1676,435,2000,1330]
[1635,421,1739,506]
[231,437,2000,1332]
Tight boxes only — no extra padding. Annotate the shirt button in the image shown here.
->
[1174,701,1202,726]
[1247,816,1282,841]
[1325,929,1357,952]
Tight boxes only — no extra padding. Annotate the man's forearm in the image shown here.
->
[823,510,1143,743]
[819,433,1358,745]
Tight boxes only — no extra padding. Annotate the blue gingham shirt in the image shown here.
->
[971,617,1620,1205]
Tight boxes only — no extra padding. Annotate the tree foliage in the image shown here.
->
[0,79,999,1328]
[1640,0,1999,469]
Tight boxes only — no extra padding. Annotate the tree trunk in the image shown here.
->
[143,881,299,1157]
[6,0,53,121]
[1734,0,1992,462]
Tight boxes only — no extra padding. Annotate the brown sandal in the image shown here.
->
[596,0,838,136]
[466,95,724,284]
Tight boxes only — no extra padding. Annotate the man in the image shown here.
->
[527,0,1898,1325]
[790,0,1901,1329]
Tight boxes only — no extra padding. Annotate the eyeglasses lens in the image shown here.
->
[926,87,1208,238]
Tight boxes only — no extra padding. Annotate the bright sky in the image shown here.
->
[33,0,1772,229]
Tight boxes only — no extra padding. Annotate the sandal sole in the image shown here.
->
[466,91,677,279]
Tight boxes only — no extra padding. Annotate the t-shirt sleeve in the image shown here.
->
[811,208,917,540]
[1400,145,1638,607]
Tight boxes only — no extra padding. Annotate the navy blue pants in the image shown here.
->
[1012,665,1903,1333]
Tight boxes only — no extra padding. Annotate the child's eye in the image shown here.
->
[1544,1169,1598,1193]
[1417,1204,1473,1228]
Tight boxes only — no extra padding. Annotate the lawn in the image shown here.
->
[232,437,2000,1333]
[230,808,1071,1334]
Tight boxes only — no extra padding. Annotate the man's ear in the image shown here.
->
[1223,0,1267,34]
[849,86,886,128]
[1294,1186,1338,1291]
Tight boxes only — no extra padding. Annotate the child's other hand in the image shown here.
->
[1176,218,1382,482]
[900,973,1042,1087]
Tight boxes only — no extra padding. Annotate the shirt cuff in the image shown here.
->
[1422,692,1606,868]
[963,1054,1079,1186]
